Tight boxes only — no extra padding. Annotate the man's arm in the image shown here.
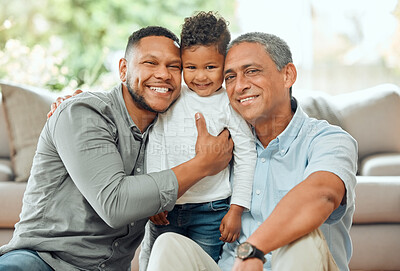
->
[48,92,233,198]
[173,112,234,198]
[51,102,232,229]
[248,171,344,252]
[232,171,345,270]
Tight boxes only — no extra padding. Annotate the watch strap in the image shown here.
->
[252,246,266,263]
[237,242,266,263]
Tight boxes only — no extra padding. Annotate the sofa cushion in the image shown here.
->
[349,224,400,270]
[0,182,26,227]
[331,84,400,161]
[0,81,55,182]
[0,158,13,182]
[360,153,400,176]
[296,90,342,127]
[0,95,11,158]
[353,176,400,224]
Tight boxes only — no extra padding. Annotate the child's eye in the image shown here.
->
[206,65,216,70]
[185,66,196,70]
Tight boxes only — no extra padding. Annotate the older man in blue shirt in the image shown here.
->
[147,32,357,271]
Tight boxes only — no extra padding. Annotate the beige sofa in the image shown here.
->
[0,81,399,270]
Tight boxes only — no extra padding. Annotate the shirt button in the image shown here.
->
[257,221,262,226]
[281,150,285,154]
[136,168,141,173]
[114,242,119,247]
[101,263,106,268]
[260,158,266,163]
[256,189,261,195]
[130,222,135,226]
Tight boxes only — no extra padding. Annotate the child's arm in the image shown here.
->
[219,204,244,243]
[226,104,257,211]
[219,103,256,243]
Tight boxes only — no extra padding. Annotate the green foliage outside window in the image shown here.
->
[0,0,235,91]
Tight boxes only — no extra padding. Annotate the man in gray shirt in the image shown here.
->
[0,26,233,271]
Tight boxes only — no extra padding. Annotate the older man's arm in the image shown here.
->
[232,171,345,270]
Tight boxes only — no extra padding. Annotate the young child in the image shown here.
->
[139,11,256,269]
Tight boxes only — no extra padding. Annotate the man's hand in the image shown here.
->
[232,258,264,271]
[194,112,233,176]
[220,205,243,243]
[149,211,169,225]
[47,89,83,118]
[173,113,233,198]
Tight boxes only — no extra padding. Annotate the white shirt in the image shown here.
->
[146,85,256,208]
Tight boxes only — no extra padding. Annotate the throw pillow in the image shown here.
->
[296,90,342,127]
[0,81,55,182]
[331,84,400,161]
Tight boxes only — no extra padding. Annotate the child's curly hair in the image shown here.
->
[180,11,231,56]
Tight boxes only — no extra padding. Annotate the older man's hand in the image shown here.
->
[47,89,83,118]
[232,258,264,271]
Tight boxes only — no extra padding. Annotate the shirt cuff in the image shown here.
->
[148,169,178,213]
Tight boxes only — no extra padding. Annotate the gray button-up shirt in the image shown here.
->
[0,84,178,271]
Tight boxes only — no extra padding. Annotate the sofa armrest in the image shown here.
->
[353,176,400,224]
[0,182,26,228]
[360,153,400,176]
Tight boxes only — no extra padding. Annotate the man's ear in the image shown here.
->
[283,63,297,89]
[119,58,127,82]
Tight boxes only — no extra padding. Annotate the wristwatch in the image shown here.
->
[235,242,266,263]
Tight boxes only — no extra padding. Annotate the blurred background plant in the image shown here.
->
[1,0,399,93]
[0,0,235,92]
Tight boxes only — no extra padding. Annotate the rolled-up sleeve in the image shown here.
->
[50,98,178,228]
[304,124,358,224]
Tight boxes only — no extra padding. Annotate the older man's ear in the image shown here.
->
[283,63,297,90]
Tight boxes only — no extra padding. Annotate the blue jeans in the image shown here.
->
[156,199,229,260]
[0,249,54,271]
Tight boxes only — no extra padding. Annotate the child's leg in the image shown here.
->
[187,198,230,262]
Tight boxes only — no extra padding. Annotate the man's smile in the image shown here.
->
[150,86,170,94]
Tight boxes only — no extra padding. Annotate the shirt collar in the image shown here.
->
[110,84,157,138]
[253,97,307,155]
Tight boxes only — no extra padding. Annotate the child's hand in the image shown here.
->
[149,211,169,225]
[47,89,83,118]
[219,205,244,243]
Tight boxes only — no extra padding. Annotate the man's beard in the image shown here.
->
[126,77,178,114]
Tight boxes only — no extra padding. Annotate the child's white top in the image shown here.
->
[146,85,256,209]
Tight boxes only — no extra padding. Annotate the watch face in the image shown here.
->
[236,242,254,259]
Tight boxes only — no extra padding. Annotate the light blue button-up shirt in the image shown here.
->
[219,100,357,271]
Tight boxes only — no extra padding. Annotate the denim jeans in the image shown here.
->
[139,198,229,270]
[0,249,54,271]
[157,198,229,260]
